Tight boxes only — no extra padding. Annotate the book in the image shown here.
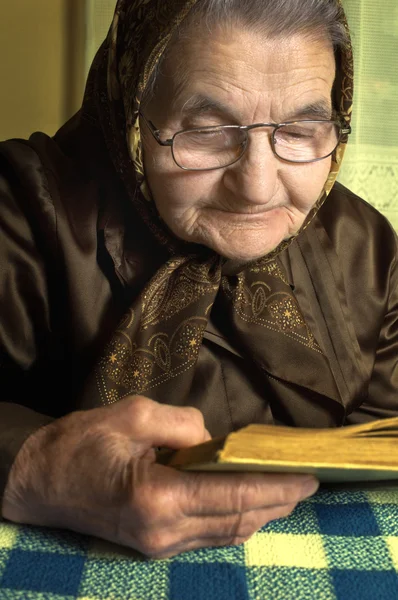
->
[157,417,398,483]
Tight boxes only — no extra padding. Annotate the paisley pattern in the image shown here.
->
[80,0,354,409]
[222,265,322,352]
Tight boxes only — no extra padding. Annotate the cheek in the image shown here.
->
[142,145,182,215]
[283,159,331,210]
[146,157,219,216]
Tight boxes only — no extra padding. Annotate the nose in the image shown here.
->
[223,130,280,206]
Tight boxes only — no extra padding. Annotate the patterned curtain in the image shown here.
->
[85,0,398,228]
[338,0,398,229]
[84,0,117,75]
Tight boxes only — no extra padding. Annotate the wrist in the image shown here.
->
[2,422,54,524]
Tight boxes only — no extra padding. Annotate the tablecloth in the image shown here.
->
[1,486,398,599]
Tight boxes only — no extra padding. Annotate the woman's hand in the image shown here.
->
[2,396,319,558]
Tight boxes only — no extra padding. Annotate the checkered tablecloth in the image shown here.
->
[1,486,398,599]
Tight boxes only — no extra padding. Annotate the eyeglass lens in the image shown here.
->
[172,122,340,170]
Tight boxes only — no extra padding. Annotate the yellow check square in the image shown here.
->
[88,537,142,560]
[366,490,398,505]
[0,523,19,549]
[385,536,398,570]
[245,532,328,569]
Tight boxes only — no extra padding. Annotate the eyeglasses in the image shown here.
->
[140,111,351,171]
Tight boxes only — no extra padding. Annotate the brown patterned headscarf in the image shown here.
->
[81,0,354,425]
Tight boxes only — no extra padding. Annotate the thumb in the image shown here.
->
[120,396,209,449]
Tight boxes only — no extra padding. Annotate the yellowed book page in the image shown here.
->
[159,418,398,483]
[219,434,398,465]
[243,417,398,439]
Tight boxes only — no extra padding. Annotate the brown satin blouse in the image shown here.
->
[1,111,398,503]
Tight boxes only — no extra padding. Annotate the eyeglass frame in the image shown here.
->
[139,111,351,171]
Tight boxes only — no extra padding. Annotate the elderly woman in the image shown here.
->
[1,0,397,558]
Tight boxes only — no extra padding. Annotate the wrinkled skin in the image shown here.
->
[3,396,319,558]
[142,27,335,261]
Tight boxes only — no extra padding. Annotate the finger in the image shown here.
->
[136,522,254,559]
[177,470,319,517]
[149,535,251,559]
[204,428,212,441]
[118,395,208,448]
[144,506,295,559]
[142,502,298,558]
[190,502,298,539]
[164,502,299,549]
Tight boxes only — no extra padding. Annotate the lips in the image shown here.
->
[214,206,284,219]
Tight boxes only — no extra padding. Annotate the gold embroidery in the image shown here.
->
[119,308,135,330]
[100,340,130,384]
[151,336,170,371]
[141,257,221,328]
[107,389,120,404]
[172,321,207,361]
[95,311,208,398]
[120,353,154,393]
[224,274,322,353]
[250,259,289,285]
[267,296,305,331]
[252,285,268,318]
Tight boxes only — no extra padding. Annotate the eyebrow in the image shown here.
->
[180,94,239,121]
[284,101,333,121]
[179,94,333,123]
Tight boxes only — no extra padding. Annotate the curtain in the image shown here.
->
[338,0,398,229]
[84,0,116,73]
[85,0,398,228]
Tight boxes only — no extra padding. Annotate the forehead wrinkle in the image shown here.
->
[162,30,335,124]
[173,76,248,120]
[175,37,334,81]
[182,76,331,112]
[174,84,333,126]
[166,25,335,82]
[174,62,334,106]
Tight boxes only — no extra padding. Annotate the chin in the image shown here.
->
[218,248,274,261]
[174,220,289,261]
[209,238,283,261]
[187,218,293,261]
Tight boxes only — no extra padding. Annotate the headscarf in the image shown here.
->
[80,0,354,428]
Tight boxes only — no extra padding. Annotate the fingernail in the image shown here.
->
[301,477,319,498]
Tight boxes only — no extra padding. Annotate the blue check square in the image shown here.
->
[170,562,249,600]
[0,549,85,596]
[332,569,398,600]
[313,502,381,536]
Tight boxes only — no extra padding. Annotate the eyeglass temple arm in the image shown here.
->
[139,111,173,146]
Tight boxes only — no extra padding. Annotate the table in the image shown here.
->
[1,486,398,599]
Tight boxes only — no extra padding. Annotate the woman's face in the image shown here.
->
[141,26,336,260]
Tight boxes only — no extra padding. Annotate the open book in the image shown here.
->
[158,417,398,483]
